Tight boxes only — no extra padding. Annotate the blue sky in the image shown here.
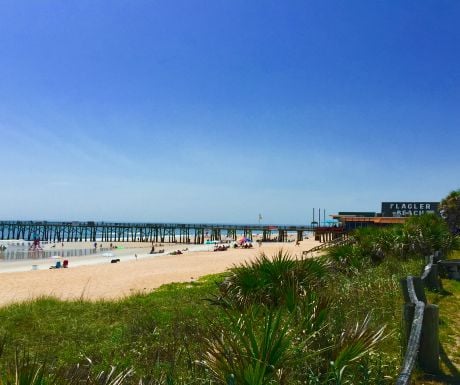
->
[0,1,459,224]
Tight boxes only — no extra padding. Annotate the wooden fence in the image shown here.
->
[303,240,452,383]
[396,252,443,384]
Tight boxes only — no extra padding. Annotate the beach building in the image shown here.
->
[332,202,440,231]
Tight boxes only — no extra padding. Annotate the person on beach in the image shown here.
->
[135,254,137,261]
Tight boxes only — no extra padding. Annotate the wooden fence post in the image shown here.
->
[419,304,440,374]
[423,264,442,292]
[397,255,443,383]
[401,302,440,375]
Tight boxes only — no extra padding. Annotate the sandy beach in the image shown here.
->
[0,238,320,307]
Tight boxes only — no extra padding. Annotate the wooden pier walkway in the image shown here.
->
[0,221,345,244]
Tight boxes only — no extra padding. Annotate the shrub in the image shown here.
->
[216,251,328,311]
[326,214,455,268]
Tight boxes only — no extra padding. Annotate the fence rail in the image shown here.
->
[395,253,442,384]
[396,276,426,385]
[302,235,352,256]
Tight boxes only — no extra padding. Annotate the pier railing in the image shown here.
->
[396,252,442,384]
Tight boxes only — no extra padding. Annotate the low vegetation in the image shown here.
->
[0,214,458,384]
[428,250,460,376]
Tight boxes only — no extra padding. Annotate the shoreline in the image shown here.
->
[0,238,320,307]
[0,242,211,274]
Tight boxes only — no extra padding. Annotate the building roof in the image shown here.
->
[331,215,406,225]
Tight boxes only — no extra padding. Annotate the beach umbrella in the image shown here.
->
[50,255,62,259]
[238,237,251,244]
[102,252,115,258]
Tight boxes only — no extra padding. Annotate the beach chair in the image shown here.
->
[63,259,69,268]
[56,261,62,269]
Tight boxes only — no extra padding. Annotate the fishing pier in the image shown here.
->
[0,221,344,244]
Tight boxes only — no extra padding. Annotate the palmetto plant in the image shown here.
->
[370,228,395,262]
[327,315,386,383]
[217,251,328,311]
[326,227,397,273]
[61,361,134,385]
[201,307,293,385]
[324,244,365,273]
[391,225,414,260]
[203,250,390,385]
[329,214,455,266]
[0,350,47,385]
[403,214,456,258]
[0,347,135,385]
[201,304,388,385]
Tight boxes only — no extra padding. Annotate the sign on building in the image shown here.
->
[381,202,439,217]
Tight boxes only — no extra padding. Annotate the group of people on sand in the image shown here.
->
[234,242,252,249]
[170,248,188,255]
[149,245,168,254]
[214,244,230,252]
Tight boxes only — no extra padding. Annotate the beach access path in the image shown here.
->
[0,238,320,307]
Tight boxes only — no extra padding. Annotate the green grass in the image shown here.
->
[412,278,460,385]
[0,258,425,384]
[427,275,460,373]
[0,247,458,384]
[320,256,427,382]
[438,280,460,368]
[0,274,226,378]
[412,249,460,384]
